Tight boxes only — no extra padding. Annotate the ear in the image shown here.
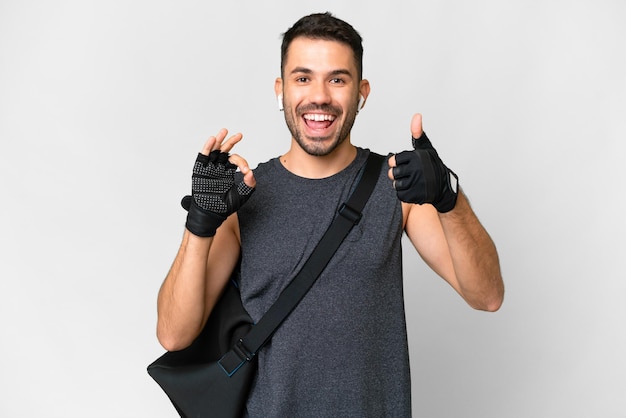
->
[275,78,284,111]
[274,77,283,97]
[358,79,371,112]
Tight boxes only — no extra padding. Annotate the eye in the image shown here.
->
[330,78,345,84]
[296,77,309,83]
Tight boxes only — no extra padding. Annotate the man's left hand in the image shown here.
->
[388,114,459,213]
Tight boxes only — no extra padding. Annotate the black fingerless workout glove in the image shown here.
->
[181,150,255,237]
[393,132,459,213]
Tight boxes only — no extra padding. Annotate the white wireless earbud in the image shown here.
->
[277,94,284,111]
[357,95,365,112]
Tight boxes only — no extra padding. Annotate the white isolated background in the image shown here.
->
[0,0,624,417]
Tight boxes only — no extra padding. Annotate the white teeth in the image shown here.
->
[304,114,336,122]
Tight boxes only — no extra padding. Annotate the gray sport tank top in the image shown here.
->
[237,148,411,417]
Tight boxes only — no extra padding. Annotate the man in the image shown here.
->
[156,12,504,417]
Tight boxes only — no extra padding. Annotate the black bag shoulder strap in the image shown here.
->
[219,152,385,375]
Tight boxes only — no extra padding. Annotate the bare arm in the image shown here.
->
[403,193,504,311]
[156,217,241,351]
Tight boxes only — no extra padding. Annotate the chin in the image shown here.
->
[298,135,344,157]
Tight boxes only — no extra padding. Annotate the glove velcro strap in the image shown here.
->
[185,199,227,237]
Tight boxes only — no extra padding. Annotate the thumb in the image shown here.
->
[410,113,423,140]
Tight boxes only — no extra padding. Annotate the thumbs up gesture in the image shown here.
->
[388,114,459,213]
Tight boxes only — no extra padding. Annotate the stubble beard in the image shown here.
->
[283,102,358,157]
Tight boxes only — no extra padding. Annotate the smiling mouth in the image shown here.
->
[303,113,336,130]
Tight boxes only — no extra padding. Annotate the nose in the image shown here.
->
[308,81,332,106]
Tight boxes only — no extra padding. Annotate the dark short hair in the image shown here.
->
[280,12,364,80]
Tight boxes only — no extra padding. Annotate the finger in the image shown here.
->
[410,113,423,140]
[213,128,229,147]
[228,154,256,187]
[200,137,217,155]
[391,164,412,180]
[200,128,228,155]
[387,167,395,181]
[220,132,244,153]
[394,150,413,166]
[228,153,250,172]
[242,170,256,188]
[201,129,241,155]
[394,178,411,191]
[387,156,396,180]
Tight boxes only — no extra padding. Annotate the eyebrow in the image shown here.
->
[289,67,354,78]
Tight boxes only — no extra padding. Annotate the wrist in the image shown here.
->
[185,201,227,237]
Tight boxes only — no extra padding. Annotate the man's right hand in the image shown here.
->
[182,129,256,237]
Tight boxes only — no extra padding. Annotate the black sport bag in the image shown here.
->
[147,278,254,418]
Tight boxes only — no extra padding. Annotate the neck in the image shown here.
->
[280,139,357,179]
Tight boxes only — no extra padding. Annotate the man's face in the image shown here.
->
[278,37,366,157]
